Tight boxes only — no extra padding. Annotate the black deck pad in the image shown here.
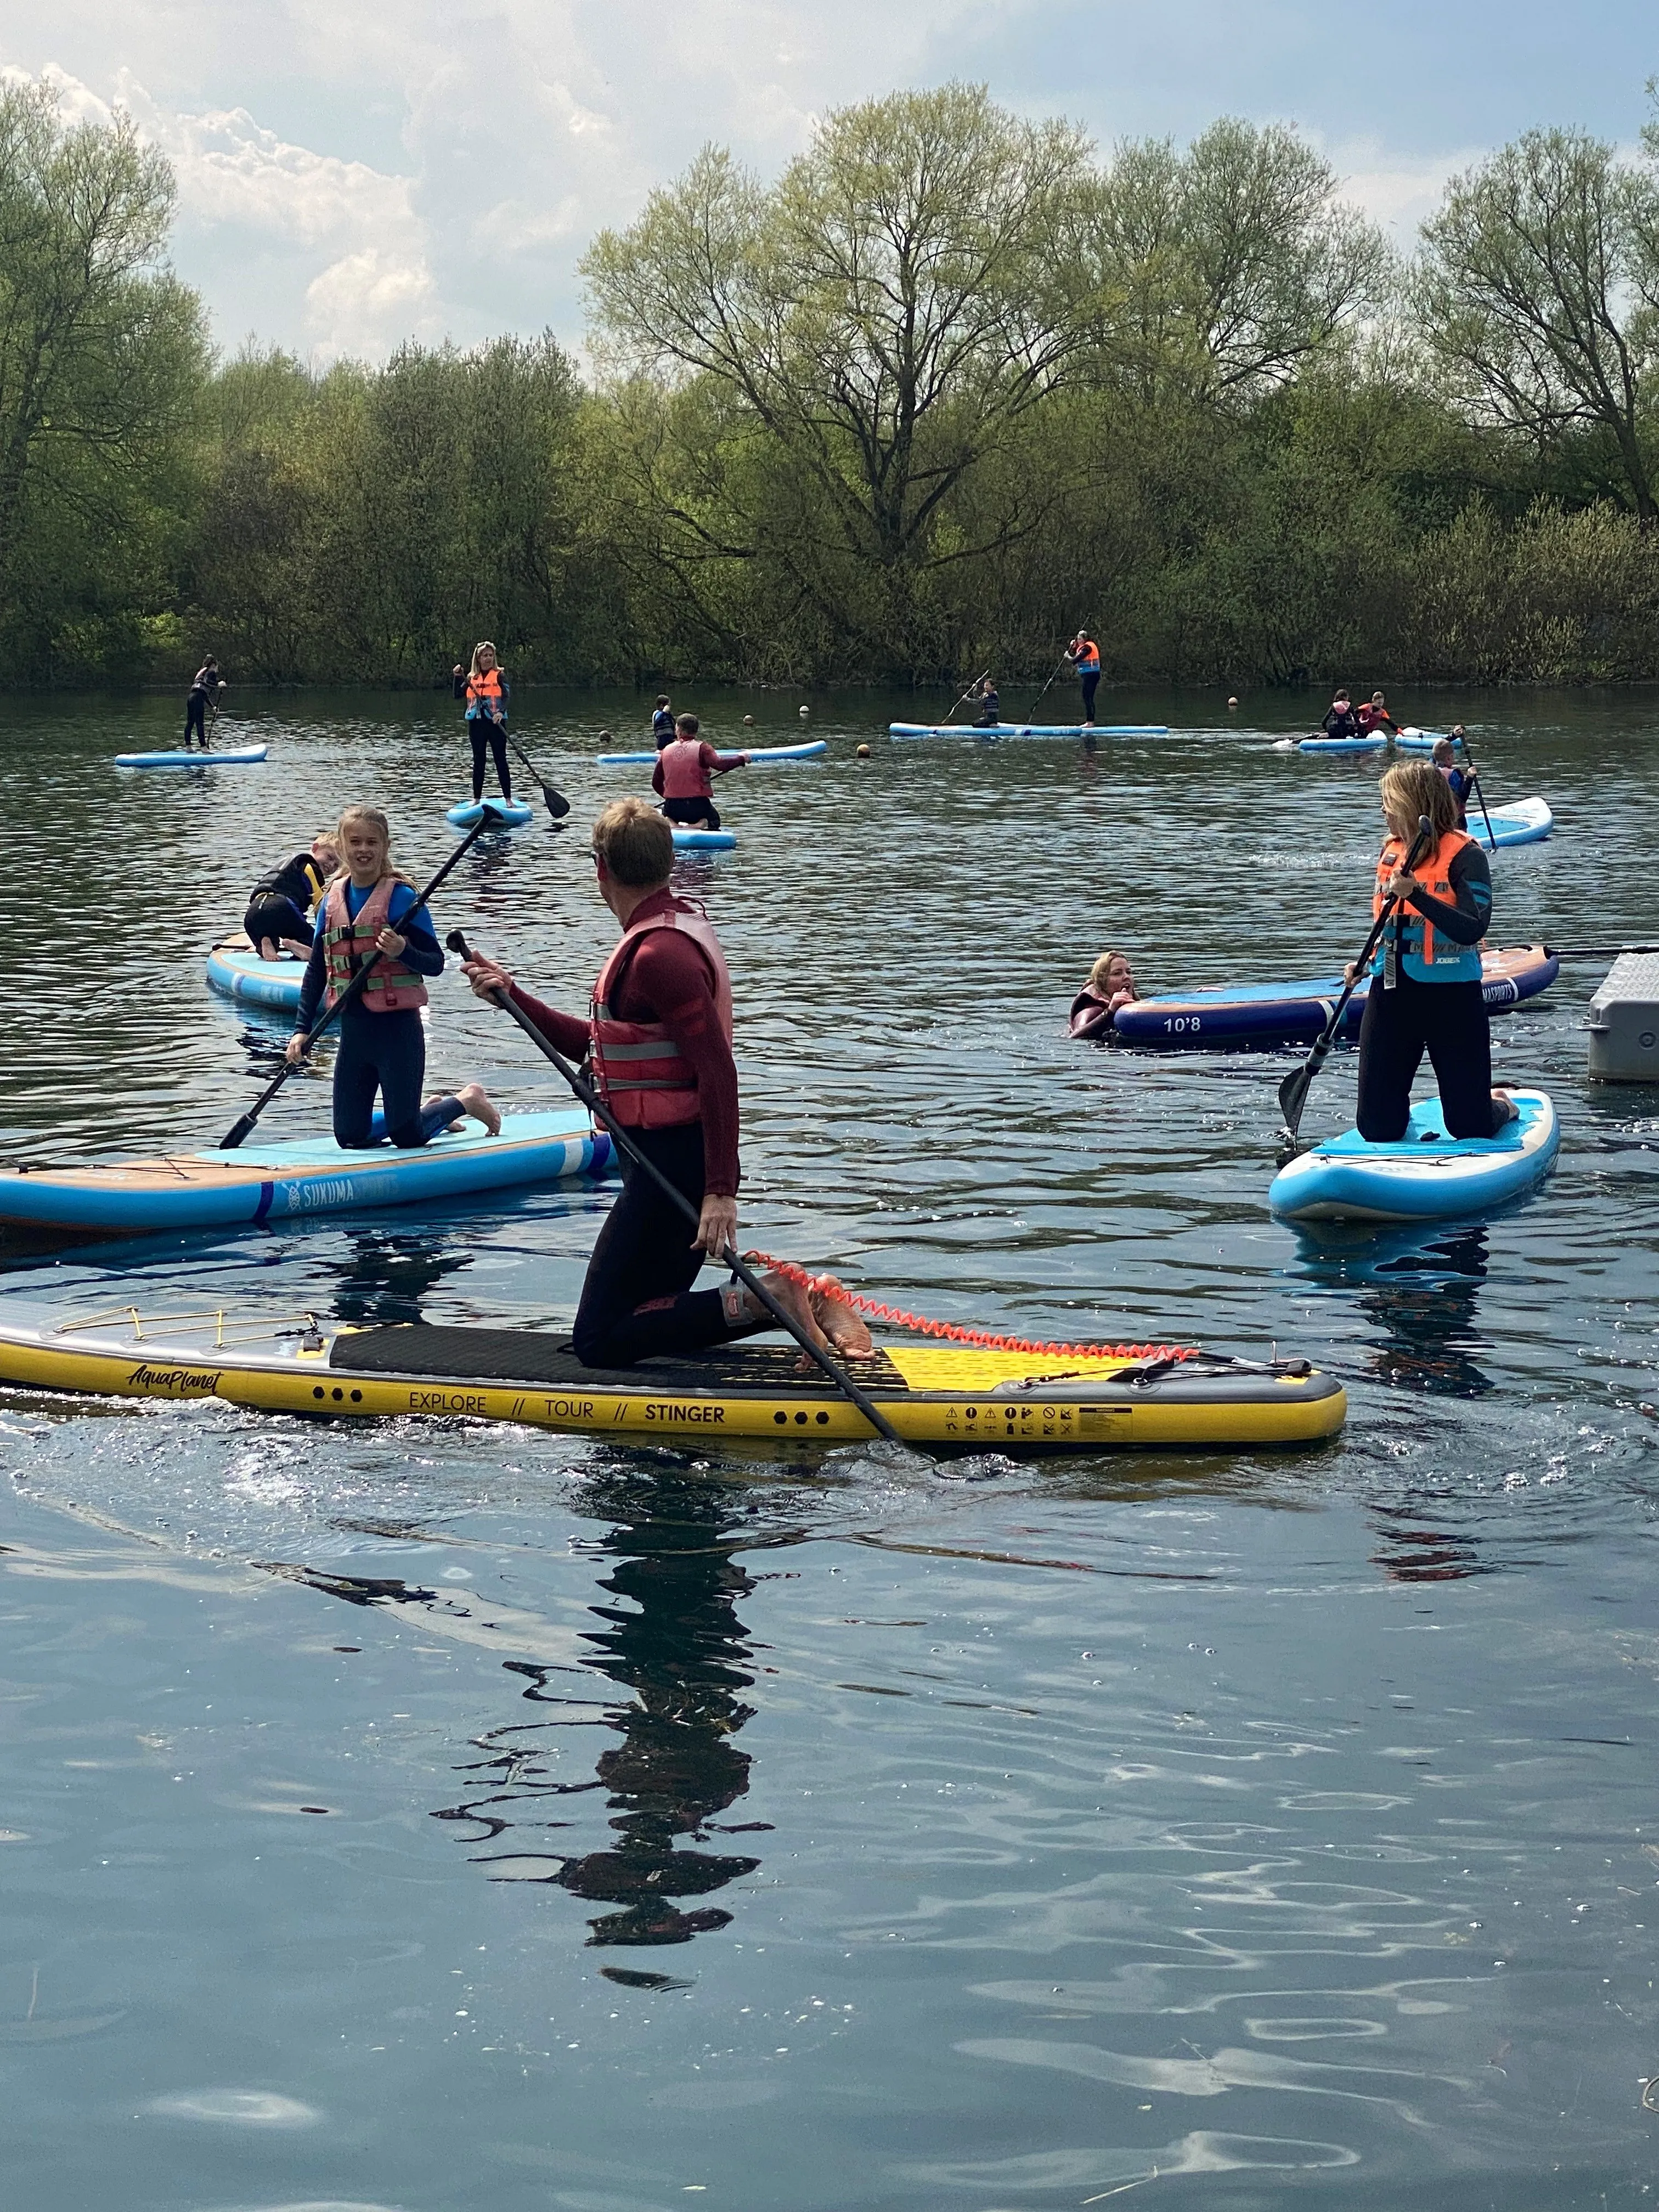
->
[330,1324,907,1396]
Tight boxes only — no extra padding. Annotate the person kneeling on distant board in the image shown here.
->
[652,713,749,831]
[1068,949,1138,1040]
[244,832,340,959]
[287,804,500,1149]
[461,797,869,1369]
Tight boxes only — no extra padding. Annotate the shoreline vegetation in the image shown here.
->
[10,77,1659,693]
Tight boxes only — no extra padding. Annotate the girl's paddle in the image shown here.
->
[507,736,571,821]
[1452,730,1499,851]
[1278,815,1435,1147]
[1544,943,1659,958]
[446,928,907,1447]
[217,809,503,1150]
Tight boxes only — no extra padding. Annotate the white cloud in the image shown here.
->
[1327,137,1481,250]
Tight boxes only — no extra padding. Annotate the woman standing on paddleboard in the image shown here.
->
[452,642,513,805]
[1347,761,1516,1142]
[286,805,499,1149]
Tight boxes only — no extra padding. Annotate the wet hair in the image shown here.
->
[592,796,674,888]
[1378,760,1458,842]
[1088,948,1135,995]
[675,713,700,736]
[468,640,499,678]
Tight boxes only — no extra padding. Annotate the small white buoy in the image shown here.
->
[743,714,754,726]
[856,743,870,759]
[798,705,810,719]
[1227,696,1239,710]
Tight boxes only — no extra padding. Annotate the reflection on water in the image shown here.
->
[1292,1223,1495,1396]
[443,1470,764,1952]
[330,1225,472,1328]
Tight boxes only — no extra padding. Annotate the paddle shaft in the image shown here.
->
[1451,730,1499,849]
[217,814,496,1149]
[1278,815,1435,1142]
[1025,634,1086,724]
[447,930,906,1446]
[1545,944,1659,958]
[505,735,570,819]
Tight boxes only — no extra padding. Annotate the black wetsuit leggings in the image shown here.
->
[469,721,511,801]
[1080,670,1099,721]
[185,693,208,744]
[661,795,720,831]
[332,1008,461,1150]
[244,895,312,947]
[572,1122,733,1367]
[1356,973,1495,1142]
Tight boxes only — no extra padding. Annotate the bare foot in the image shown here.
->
[743,1268,835,1361]
[455,1081,502,1136]
[809,1274,874,1354]
[258,938,280,960]
[1491,1087,1520,1130]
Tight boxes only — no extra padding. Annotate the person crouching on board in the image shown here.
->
[1069,950,1138,1040]
[286,805,500,1149]
[652,714,749,831]
[243,833,340,960]
[1345,761,1516,1142]
[973,676,1002,728]
[451,641,513,804]
[461,797,869,1369]
[1321,690,1359,742]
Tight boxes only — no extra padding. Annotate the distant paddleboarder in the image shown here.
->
[973,676,1001,729]
[452,642,512,805]
[462,797,869,1369]
[184,657,225,749]
[1065,633,1101,725]
[651,695,676,748]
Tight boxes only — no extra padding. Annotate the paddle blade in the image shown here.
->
[219,1110,258,1152]
[1277,1041,1327,1142]
[542,786,571,819]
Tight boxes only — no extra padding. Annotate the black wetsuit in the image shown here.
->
[453,669,512,800]
[975,687,1001,727]
[1357,842,1497,1142]
[185,666,218,746]
[244,850,325,948]
[295,884,459,1149]
[1322,705,1361,741]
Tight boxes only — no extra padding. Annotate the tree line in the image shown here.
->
[8,74,1659,692]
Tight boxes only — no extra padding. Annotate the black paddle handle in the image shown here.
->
[1451,730,1499,850]
[447,930,906,1446]
[218,812,496,1149]
[1320,814,1437,1045]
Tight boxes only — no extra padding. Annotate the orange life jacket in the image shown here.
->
[1073,637,1100,674]
[658,735,713,801]
[1372,828,1481,985]
[588,902,733,1129]
[321,877,430,1013]
[465,666,505,720]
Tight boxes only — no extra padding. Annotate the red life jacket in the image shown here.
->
[321,876,429,1013]
[658,735,714,800]
[588,902,733,1128]
[466,666,505,719]
[1074,637,1100,674]
[1372,827,1481,984]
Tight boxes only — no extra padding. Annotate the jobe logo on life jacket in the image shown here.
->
[320,877,428,1013]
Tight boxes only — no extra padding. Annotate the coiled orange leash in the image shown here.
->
[742,1251,1194,1365]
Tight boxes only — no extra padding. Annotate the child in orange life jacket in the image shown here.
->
[451,640,512,803]
[651,714,751,831]
[287,805,500,1149]
[1344,761,1515,1143]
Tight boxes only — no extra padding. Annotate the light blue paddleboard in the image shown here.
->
[116,744,268,768]
[888,723,1167,740]
[0,1109,613,1238]
[1269,1090,1559,1224]
[672,827,736,851]
[446,797,535,827]
[1296,733,1387,754]
[1467,797,1552,850]
[206,940,306,1013]
[600,740,827,765]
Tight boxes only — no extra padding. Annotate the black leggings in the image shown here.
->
[661,795,720,830]
[572,1122,733,1367]
[1356,973,1496,1141]
[1080,670,1099,722]
[332,1008,461,1150]
[185,695,208,744]
[469,721,512,802]
[244,896,312,947]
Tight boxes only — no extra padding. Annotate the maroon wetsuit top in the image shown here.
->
[508,890,741,1197]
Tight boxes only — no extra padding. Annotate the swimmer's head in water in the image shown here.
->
[592,795,673,888]
[1088,949,1135,996]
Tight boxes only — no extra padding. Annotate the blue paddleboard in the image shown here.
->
[446,797,535,828]
[600,740,826,765]
[206,940,306,1013]
[1269,1090,1559,1224]
[116,744,268,768]
[1295,733,1387,754]
[888,723,1167,740]
[671,827,736,851]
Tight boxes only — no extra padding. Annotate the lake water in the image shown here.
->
[1,685,1656,2210]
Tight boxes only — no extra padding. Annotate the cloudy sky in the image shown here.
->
[8,0,1655,365]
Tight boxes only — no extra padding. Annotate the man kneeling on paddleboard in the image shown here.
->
[462,797,868,1369]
